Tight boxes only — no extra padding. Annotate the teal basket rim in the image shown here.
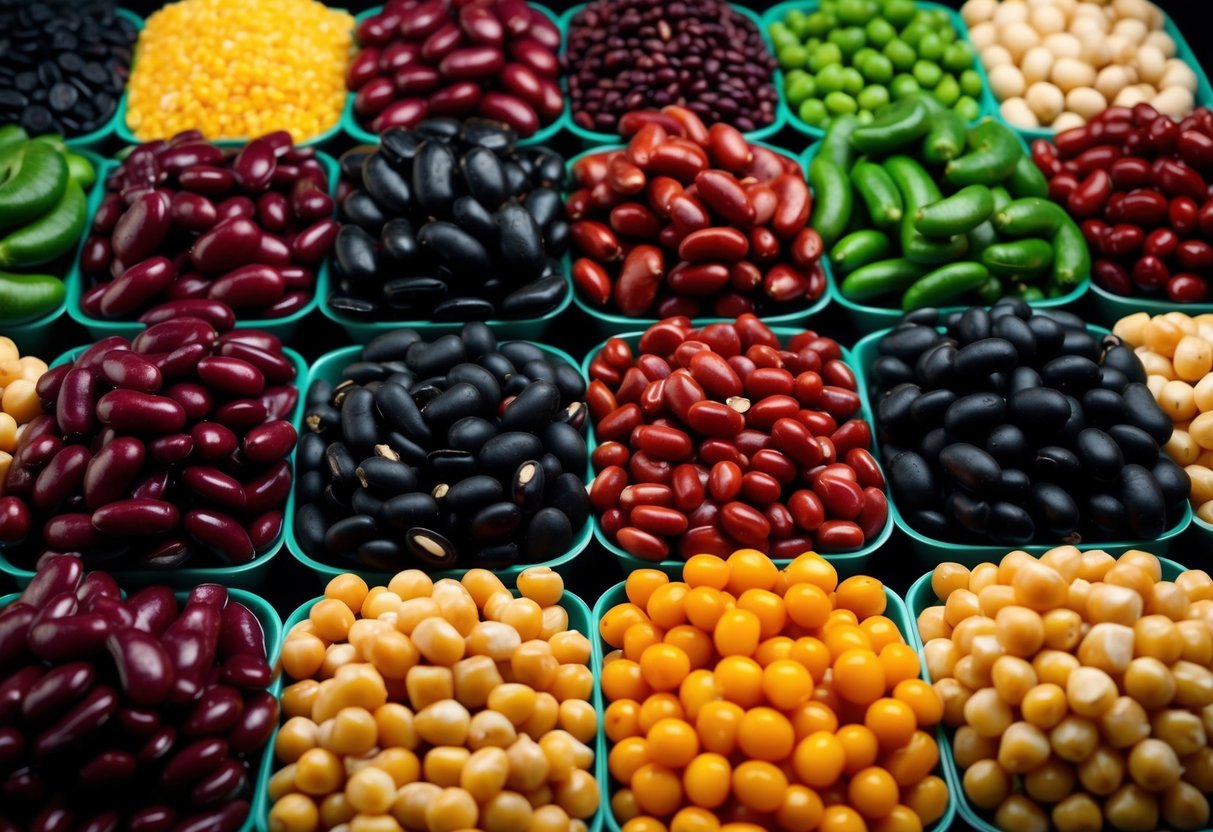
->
[257,588,602,832]
[591,580,957,832]
[61,9,143,151]
[565,141,834,331]
[284,340,594,584]
[997,8,1213,143]
[0,344,307,588]
[559,2,786,146]
[0,586,283,832]
[66,153,338,339]
[905,554,1191,832]
[851,324,1193,563]
[341,3,568,148]
[581,326,894,576]
[763,0,999,141]
[1087,280,1213,325]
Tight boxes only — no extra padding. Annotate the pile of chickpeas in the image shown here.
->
[918,547,1213,832]
[1113,311,1213,524]
[267,567,599,832]
[0,337,46,494]
[599,550,950,832]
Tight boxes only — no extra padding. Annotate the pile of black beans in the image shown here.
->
[564,0,778,135]
[295,323,591,571]
[869,299,1190,545]
[329,118,569,322]
[0,0,135,138]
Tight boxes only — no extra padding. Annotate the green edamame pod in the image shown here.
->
[980,238,1054,278]
[989,186,1012,213]
[840,257,928,301]
[0,271,65,324]
[922,108,967,164]
[902,261,990,310]
[966,221,999,261]
[1007,153,1050,199]
[851,97,930,155]
[0,143,69,230]
[809,155,853,248]
[0,180,87,268]
[1052,219,1090,288]
[65,154,96,190]
[831,229,891,274]
[850,161,903,228]
[820,114,860,171]
[994,197,1070,237]
[914,184,994,237]
[974,276,1004,305]
[884,154,968,265]
[944,119,1022,187]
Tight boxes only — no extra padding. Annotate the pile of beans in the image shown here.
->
[918,548,1213,832]
[0,0,135,138]
[126,0,352,143]
[0,555,278,832]
[770,0,985,131]
[564,0,778,136]
[1033,104,1213,303]
[587,315,887,561]
[329,121,568,323]
[600,550,951,831]
[965,0,1200,131]
[0,338,47,495]
[0,319,299,570]
[269,567,598,832]
[870,300,1189,545]
[1113,311,1213,525]
[295,323,590,573]
[347,0,563,138]
[814,101,1090,311]
[78,131,337,323]
[569,114,824,319]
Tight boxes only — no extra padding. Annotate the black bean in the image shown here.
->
[1033,445,1081,483]
[380,128,422,168]
[1085,493,1124,537]
[350,489,385,520]
[524,507,572,561]
[500,380,561,433]
[946,491,989,534]
[939,444,1001,495]
[524,188,562,230]
[1121,383,1173,444]
[471,501,522,539]
[461,146,507,209]
[988,502,1034,544]
[539,453,564,482]
[955,338,1018,376]
[547,473,589,530]
[1075,428,1123,482]
[880,325,939,363]
[380,218,419,264]
[450,196,497,242]
[478,352,516,383]
[363,152,412,214]
[298,470,326,505]
[471,542,519,568]
[1081,388,1124,427]
[984,424,1027,467]
[407,334,466,377]
[887,451,935,510]
[384,276,447,310]
[297,432,327,473]
[383,493,440,529]
[1007,366,1042,395]
[871,356,914,390]
[413,140,458,215]
[1060,328,1100,362]
[461,117,516,153]
[363,330,423,363]
[427,449,477,482]
[421,383,484,430]
[496,203,545,279]
[294,503,328,557]
[992,315,1035,360]
[479,432,545,479]
[339,387,379,456]
[325,443,357,488]
[1032,483,1079,538]
[405,528,458,566]
[447,417,497,454]
[1026,315,1064,356]
[374,381,432,443]
[340,149,372,183]
[325,515,379,553]
[499,341,548,368]
[501,275,566,317]
[917,342,957,388]
[877,383,919,435]
[354,539,406,571]
[335,226,380,283]
[997,468,1031,501]
[1007,387,1070,434]
[1041,355,1101,393]
[943,393,1004,438]
[1121,464,1167,538]
[956,308,991,344]
[544,221,570,256]
[905,509,950,539]
[543,421,589,475]
[357,457,418,495]
[919,428,949,467]
[1152,456,1190,508]
[432,296,495,322]
[552,363,588,405]
[342,190,388,234]
[1101,344,1147,385]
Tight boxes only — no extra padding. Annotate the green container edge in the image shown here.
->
[0,585,283,832]
[1087,280,1213,329]
[904,555,1194,832]
[565,141,834,335]
[65,152,339,340]
[761,0,1000,142]
[341,4,569,149]
[580,327,894,577]
[801,137,1091,336]
[558,2,786,147]
[284,340,594,586]
[850,324,1193,568]
[590,580,958,832]
[255,588,602,832]
[0,344,308,590]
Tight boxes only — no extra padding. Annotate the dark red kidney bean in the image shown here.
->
[421,22,463,63]
[1110,156,1152,189]
[218,602,266,663]
[477,92,539,135]
[21,661,94,721]
[92,193,125,233]
[178,166,235,196]
[56,367,97,439]
[746,183,778,226]
[678,525,731,559]
[707,123,751,172]
[27,612,110,663]
[160,737,227,790]
[1178,239,1213,270]
[615,526,669,561]
[1031,139,1062,176]
[112,191,171,265]
[105,628,173,706]
[1153,157,1207,199]
[1072,144,1121,176]
[259,384,298,421]
[238,464,290,520]
[633,425,693,462]
[1179,129,1213,168]
[1173,196,1201,236]
[428,81,482,115]
[169,192,219,234]
[708,460,742,503]
[460,4,503,44]
[207,265,286,310]
[618,484,674,511]
[165,274,211,301]
[394,64,442,94]
[183,509,255,565]
[857,487,888,541]
[162,604,220,704]
[277,266,315,292]
[686,401,745,437]
[195,356,265,397]
[740,471,781,504]
[1101,223,1144,257]
[82,437,144,511]
[1048,172,1079,202]
[630,505,689,537]
[830,419,872,456]
[1055,124,1097,158]
[226,689,276,754]
[770,173,811,239]
[257,235,289,270]
[32,446,91,513]
[846,448,885,490]
[159,143,223,175]
[188,218,261,274]
[1067,169,1112,218]
[214,195,254,223]
[231,138,276,192]
[609,202,661,238]
[1093,258,1133,294]
[770,417,822,466]
[1133,254,1170,290]
[720,501,770,547]
[146,433,194,465]
[648,141,710,183]
[15,433,63,468]
[629,450,672,485]
[678,227,749,262]
[290,217,339,265]
[689,351,743,400]
[765,501,795,539]
[0,664,42,722]
[96,390,187,434]
[816,519,866,552]
[76,570,121,606]
[79,750,137,787]
[182,685,244,738]
[1144,227,1179,259]
[139,301,235,333]
[126,586,178,638]
[133,317,217,355]
[372,97,431,132]
[126,806,177,832]
[92,499,180,537]
[190,758,246,807]
[75,337,129,372]
[694,170,755,227]
[182,467,246,510]
[812,474,864,520]
[507,36,558,77]
[137,727,176,764]
[1168,272,1209,302]
[101,350,163,393]
[222,653,272,689]
[20,550,83,607]
[746,395,799,431]
[35,364,70,404]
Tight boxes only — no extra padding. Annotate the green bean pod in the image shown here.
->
[0,180,87,268]
[901,261,991,310]
[850,161,903,229]
[1052,218,1090,288]
[831,229,891,274]
[851,97,931,156]
[885,154,967,265]
[0,142,69,230]
[809,155,853,248]
[840,257,928,301]
[922,109,967,164]
[945,119,1022,187]
[914,184,994,238]
[994,197,1070,238]
[980,238,1054,278]
[1007,153,1050,199]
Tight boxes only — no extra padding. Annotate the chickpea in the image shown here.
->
[955,654,993,691]
[1178,620,1213,665]
[1042,609,1083,651]
[969,563,1000,595]
[996,606,1046,658]
[269,794,320,832]
[1024,755,1077,804]
[1152,709,1206,756]
[916,606,951,642]
[979,585,1017,618]
[993,794,1050,832]
[1162,781,1211,831]
[992,656,1037,706]
[1103,783,1159,832]
[953,615,997,656]
[923,638,959,682]
[1000,97,1040,129]
[1034,650,1080,687]
[1077,622,1135,674]
[964,758,1012,810]
[953,724,999,769]
[1172,660,1213,708]
[1101,696,1151,750]
[935,678,973,727]
[1051,792,1104,832]
[1182,745,1213,792]
[1021,46,1055,85]
[1022,683,1068,730]
[1051,716,1101,763]
[1086,583,1144,626]
[998,721,1052,774]
[964,687,1014,738]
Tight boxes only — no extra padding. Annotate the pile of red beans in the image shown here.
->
[80,131,337,323]
[569,111,824,319]
[1033,104,1213,303]
[0,555,277,832]
[0,319,298,571]
[347,0,563,137]
[586,315,888,562]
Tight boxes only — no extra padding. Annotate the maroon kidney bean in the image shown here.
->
[211,398,268,432]
[126,586,178,638]
[139,300,236,332]
[1171,196,1201,237]
[183,509,254,565]
[169,192,219,234]
[720,501,770,547]
[238,421,296,464]
[87,594,136,630]
[421,22,463,63]
[1153,157,1207,199]
[188,218,262,274]
[32,446,91,514]
[28,612,111,662]
[160,737,228,791]
[428,81,482,115]
[290,217,340,265]
[1177,239,1213,271]
[42,513,98,551]
[189,422,237,460]
[190,759,247,807]
[177,166,235,196]
[55,368,97,439]
[1110,156,1152,189]
[76,570,121,607]
[112,191,171,265]
[133,319,218,356]
[181,685,244,738]
[815,520,865,552]
[477,91,539,135]
[20,661,93,721]
[146,434,193,465]
[380,41,421,74]
[355,77,397,117]
[1066,169,1112,218]
[459,4,503,44]
[1144,227,1179,259]
[100,351,163,394]
[137,727,176,764]
[181,467,246,510]
[1179,128,1213,168]
[1132,254,1170,290]
[507,36,558,77]
[0,664,42,722]
[79,751,137,787]
[371,97,430,132]
[126,806,176,832]
[1169,272,1209,302]
[213,195,254,223]
[92,499,180,537]
[104,628,174,706]
[195,357,265,398]
[96,391,187,434]
[225,689,276,755]
[206,265,286,311]
[19,544,83,608]
[259,385,298,421]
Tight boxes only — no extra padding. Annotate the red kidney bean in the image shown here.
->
[615,527,669,561]
[816,520,866,552]
[1153,157,1207,199]
[92,499,180,537]
[1110,156,1152,190]
[1144,227,1179,259]
[112,191,171,266]
[28,611,111,662]
[96,391,187,434]
[33,684,117,757]
[1169,272,1209,302]
[1101,223,1144,257]
[1067,169,1112,218]
[56,368,98,439]
[140,300,236,331]
[1133,254,1170,290]
[188,218,262,274]
[32,446,91,513]
[1172,196,1201,236]
[679,227,749,262]
[105,628,174,706]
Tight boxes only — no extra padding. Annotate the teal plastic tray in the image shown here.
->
[581,327,894,577]
[1087,281,1213,329]
[905,554,1191,832]
[284,340,594,586]
[762,0,999,142]
[0,343,307,589]
[257,588,600,832]
[851,325,1192,567]
[59,9,143,151]
[566,142,834,335]
[0,585,282,832]
[559,2,785,147]
[592,580,957,832]
[341,4,568,149]
[66,153,337,341]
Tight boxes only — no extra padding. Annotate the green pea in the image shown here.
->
[934,73,960,106]
[864,17,896,48]
[960,68,983,97]
[786,9,811,38]
[955,95,980,121]
[900,23,928,48]
[918,32,944,62]
[890,73,920,99]
[857,84,890,112]
[862,53,894,84]
[853,47,879,66]
[785,71,817,106]
[779,44,810,70]
[930,9,951,28]
[913,59,943,89]
[771,28,800,53]
[799,98,829,126]
[808,42,843,73]
[883,0,915,26]
[883,38,916,71]
[943,41,974,72]
[938,25,956,44]
[837,0,874,24]
[825,91,859,115]
[828,26,866,57]
[816,63,846,94]
[840,67,863,95]
[857,109,875,125]
[805,10,833,37]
